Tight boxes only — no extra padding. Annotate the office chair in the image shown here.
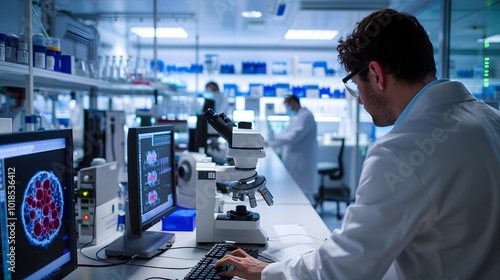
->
[314,137,352,219]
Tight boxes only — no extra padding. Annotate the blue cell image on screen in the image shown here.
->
[21,171,64,248]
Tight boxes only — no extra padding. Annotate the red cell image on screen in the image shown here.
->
[22,171,64,248]
[144,150,159,168]
[146,190,160,206]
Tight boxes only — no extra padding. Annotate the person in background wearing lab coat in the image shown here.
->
[203,81,229,115]
[0,86,26,131]
[0,86,25,119]
[215,8,500,280]
[266,94,318,203]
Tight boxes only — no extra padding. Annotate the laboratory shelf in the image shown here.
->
[0,60,170,95]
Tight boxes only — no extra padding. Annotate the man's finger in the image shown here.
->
[228,248,250,258]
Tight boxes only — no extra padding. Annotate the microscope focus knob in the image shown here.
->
[238,122,252,129]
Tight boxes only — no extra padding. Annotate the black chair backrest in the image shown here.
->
[330,137,345,180]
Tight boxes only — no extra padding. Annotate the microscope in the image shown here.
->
[196,109,274,245]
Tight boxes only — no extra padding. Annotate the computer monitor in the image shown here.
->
[105,125,176,259]
[0,129,78,279]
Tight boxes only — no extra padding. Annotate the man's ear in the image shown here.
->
[368,61,386,90]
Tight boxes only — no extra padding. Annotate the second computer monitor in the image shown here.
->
[105,125,176,259]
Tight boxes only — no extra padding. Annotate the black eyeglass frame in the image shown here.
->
[341,65,369,98]
[342,65,369,84]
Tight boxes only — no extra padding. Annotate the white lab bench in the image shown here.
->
[65,147,332,279]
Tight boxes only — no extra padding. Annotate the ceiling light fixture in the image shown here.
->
[478,34,500,43]
[241,10,262,18]
[285,29,339,40]
[131,27,188,38]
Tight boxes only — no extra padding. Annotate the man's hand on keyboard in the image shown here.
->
[215,248,269,280]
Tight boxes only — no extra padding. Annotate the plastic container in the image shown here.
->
[32,34,46,69]
[46,37,60,50]
[46,37,61,71]
[33,45,46,68]
[161,207,196,231]
[17,42,28,65]
[61,55,74,74]
[32,34,46,47]
[116,183,127,232]
[46,49,56,70]
[0,33,6,62]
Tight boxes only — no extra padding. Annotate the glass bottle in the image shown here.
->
[109,55,117,81]
[117,182,128,232]
[100,55,110,81]
[117,55,126,82]
[0,33,6,62]
[17,42,29,65]
[126,55,134,82]
[142,58,150,81]
[134,57,143,81]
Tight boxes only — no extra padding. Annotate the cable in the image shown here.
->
[77,258,133,268]
[122,262,193,270]
[110,116,117,161]
[144,277,176,280]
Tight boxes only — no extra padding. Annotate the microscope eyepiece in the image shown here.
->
[203,109,233,145]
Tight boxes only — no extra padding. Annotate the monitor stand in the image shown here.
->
[105,231,175,259]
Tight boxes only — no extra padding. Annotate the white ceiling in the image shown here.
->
[55,0,500,52]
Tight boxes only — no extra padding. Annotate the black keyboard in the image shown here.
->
[184,243,259,280]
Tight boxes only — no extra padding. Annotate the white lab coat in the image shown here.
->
[262,80,500,279]
[267,107,318,199]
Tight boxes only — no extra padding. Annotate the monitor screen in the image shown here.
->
[105,125,176,259]
[129,125,176,234]
[0,129,77,280]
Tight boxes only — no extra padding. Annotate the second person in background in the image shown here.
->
[266,94,318,202]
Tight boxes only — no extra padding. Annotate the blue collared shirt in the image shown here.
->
[394,79,449,125]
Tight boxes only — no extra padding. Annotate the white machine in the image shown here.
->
[176,151,207,209]
[76,161,119,245]
[196,109,274,245]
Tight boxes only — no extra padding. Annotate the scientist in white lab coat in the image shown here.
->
[216,8,500,279]
[266,94,318,202]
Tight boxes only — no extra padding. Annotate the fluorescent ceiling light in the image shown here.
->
[241,10,262,18]
[478,34,500,43]
[285,29,339,40]
[131,27,188,38]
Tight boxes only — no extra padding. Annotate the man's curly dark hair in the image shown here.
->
[337,9,436,84]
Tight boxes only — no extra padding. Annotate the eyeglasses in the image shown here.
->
[342,65,368,98]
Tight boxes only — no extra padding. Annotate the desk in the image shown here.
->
[66,148,331,279]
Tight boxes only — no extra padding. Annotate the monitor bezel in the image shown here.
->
[0,129,78,280]
[127,125,177,236]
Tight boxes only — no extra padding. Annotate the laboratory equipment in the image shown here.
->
[76,161,120,245]
[176,151,207,209]
[196,109,274,245]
